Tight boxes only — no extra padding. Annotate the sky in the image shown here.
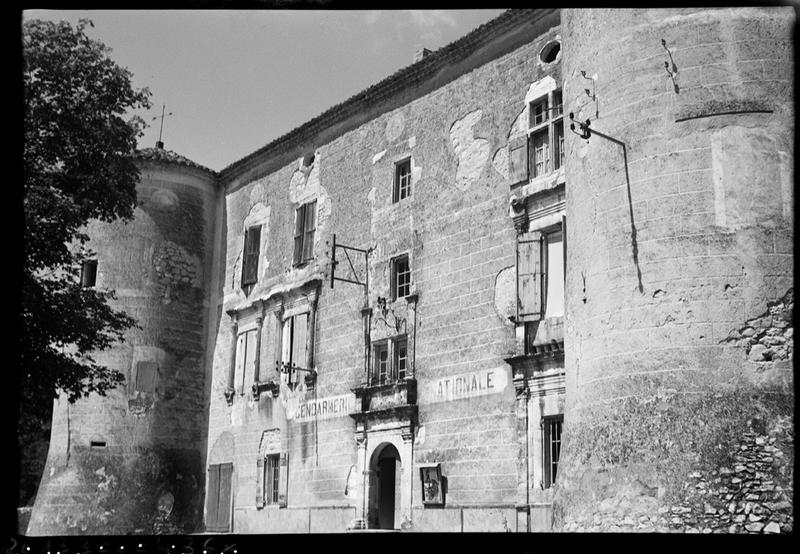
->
[23,9,506,172]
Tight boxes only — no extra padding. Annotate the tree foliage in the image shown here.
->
[22,18,151,412]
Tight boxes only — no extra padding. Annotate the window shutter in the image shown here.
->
[234,334,246,395]
[206,465,220,530]
[278,452,289,508]
[293,207,305,265]
[255,458,265,508]
[281,318,292,386]
[291,313,308,370]
[302,202,316,261]
[217,463,233,532]
[561,215,567,279]
[508,135,529,185]
[242,227,260,287]
[245,330,258,389]
[517,231,543,321]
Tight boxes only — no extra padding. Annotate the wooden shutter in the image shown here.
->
[255,458,265,509]
[242,226,260,287]
[508,135,529,185]
[293,206,305,265]
[206,464,220,530]
[281,318,292,386]
[302,201,316,261]
[278,452,289,508]
[234,334,246,394]
[291,313,308,370]
[244,330,258,389]
[561,215,567,279]
[217,462,233,532]
[517,231,543,321]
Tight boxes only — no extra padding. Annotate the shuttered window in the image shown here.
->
[234,330,258,395]
[281,313,309,386]
[278,452,289,507]
[206,462,233,532]
[293,201,316,266]
[241,226,260,288]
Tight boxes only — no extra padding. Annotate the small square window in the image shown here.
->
[80,260,97,288]
[393,159,412,202]
[391,255,411,300]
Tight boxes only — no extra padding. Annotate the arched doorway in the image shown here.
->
[368,443,400,529]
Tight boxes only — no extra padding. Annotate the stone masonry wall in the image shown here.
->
[206,21,562,533]
[28,162,218,535]
[556,7,793,533]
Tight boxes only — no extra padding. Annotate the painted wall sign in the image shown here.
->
[423,367,508,404]
[288,393,356,422]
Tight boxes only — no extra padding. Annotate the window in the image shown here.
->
[264,454,280,505]
[135,361,158,393]
[509,88,564,184]
[393,158,412,202]
[394,337,407,381]
[234,329,258,395]
[542,415,563,488]
[372,336,408,385]
[391,255,411,300]
[282,313,309,384]
[293,201,316,266]
[241,226,261,291]
[206,462,233,532]
[80,259,97,288]
[516,219,566,321]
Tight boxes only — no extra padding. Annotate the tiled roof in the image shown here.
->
[220,9,553,179]
[134,147,217,175]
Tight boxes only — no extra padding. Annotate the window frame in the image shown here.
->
[391,254,411,301]
[516,218,566,323]
[542,414,563,489]
[527,88,564,179]
[393,158,412,202]
[293,201,317,266]
[264,453,280,506]
[234,328,258,395]
[371,335,408,385]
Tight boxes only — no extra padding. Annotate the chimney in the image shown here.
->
[156,140,164,149]
[413,48,432,64]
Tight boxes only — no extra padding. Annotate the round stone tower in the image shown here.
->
[27,147,219,535]
[557,8,794,532]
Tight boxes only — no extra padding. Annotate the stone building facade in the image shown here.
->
[27,7,793,534]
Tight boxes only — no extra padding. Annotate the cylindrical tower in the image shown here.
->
[27,148,219,535]
[557,8,793,532]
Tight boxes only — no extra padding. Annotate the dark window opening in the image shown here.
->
[540,41,561,64]
[90,440,106,448]
[393,159,412,202]
[80,259,98,288]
